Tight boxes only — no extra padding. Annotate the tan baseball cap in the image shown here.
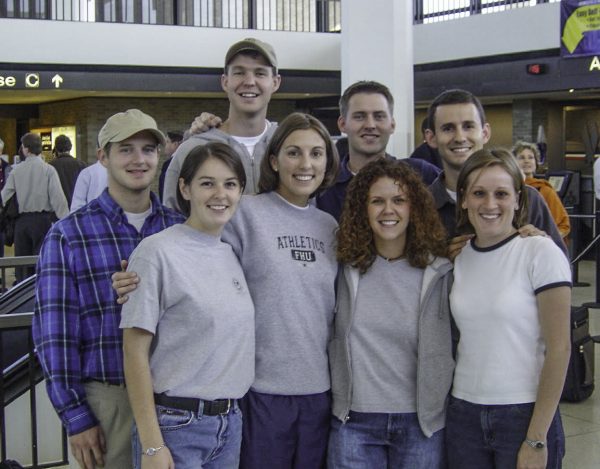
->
[225,38,278,71]
[98,109,166,149]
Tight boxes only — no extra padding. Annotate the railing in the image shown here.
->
[0,1,562,29]
[414,0,561,24]
[0,312,68,468]
[0,0,342,32]
[0,256,38,293]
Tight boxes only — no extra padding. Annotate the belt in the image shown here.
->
[153,393,234,416]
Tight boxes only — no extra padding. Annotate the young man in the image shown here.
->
[424,89,566,255]
[1,133,69,281]
[50,134,87,207]
[163,37,281,211]
[316,81,440,221]
[33,109,184,469]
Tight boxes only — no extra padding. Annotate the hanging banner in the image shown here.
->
[562,0,600,56]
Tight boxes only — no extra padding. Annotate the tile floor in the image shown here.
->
[562,260,600,468]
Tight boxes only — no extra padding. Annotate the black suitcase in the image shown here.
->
[561,305,598,402]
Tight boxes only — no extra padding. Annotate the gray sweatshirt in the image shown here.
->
[223,191,338,395]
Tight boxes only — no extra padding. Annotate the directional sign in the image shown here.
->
[562,0,600,56]
[52,74,63,88]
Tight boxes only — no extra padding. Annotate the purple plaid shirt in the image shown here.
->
[33,189,184,435]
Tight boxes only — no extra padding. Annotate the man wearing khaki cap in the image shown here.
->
[163,37,281,211]
[33,109,184,469]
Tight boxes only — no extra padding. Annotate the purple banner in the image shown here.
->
[561,0,600,57]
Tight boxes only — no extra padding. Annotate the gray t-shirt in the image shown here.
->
[223,192,338,395]
[120,223,255,400]
[350,256,423,413]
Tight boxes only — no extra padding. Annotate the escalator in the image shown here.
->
[0,276,41,407]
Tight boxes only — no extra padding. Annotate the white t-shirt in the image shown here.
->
[450,233,571,405]
[231,124,269,156]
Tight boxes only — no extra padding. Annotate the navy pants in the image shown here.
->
[239,390,330,469]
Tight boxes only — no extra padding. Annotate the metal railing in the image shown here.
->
[0,256,38,293]
[0,1,561,29]
[0,0,342,32]
[414,0,560,24]
[0,312,68,468]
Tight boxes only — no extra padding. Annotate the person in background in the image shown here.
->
[50,135,87,207]
[70,159,108,212]
[409,117,442,169]
[329,158,453,468]
[122,142,253,469]
[512,140,570,240]
[33,109,184,469]
[448,148,571,469]
[1,133,68,282]
[158,130,184,202]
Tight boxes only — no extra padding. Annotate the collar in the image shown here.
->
[337,153,396,184]
[96,189,164,226]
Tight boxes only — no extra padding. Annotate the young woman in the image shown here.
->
[512,141,570,239]
[222,112,340,468]
[120,142,254,469]
[328,158,453,468]
[448,148,571,469]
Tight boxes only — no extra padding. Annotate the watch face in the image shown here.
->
[146,448,156,456]
[535,442,545,449]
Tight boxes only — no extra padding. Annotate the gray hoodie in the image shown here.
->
[329,256,455,437]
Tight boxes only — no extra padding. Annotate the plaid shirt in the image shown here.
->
[33,189,184,435]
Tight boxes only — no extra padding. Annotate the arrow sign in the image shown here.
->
[562,5,600,54]
[52,74,63,88]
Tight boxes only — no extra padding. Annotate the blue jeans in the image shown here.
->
[132,402,242,469]
[327,411,446,469]
[446,396,565,469]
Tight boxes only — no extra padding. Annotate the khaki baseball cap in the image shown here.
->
[98,109,166,149]
[225,38,278,71]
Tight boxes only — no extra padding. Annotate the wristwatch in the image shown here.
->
[142,444,165,456]
[525,438,546,450]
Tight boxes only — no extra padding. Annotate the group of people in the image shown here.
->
[29,37,572,469]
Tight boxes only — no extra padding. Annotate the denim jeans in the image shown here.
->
[446,396,565,469]
[132,402,242,469]
[327,411,446,469]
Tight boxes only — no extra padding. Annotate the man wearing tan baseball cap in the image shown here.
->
[33,109,184,469]
[163,37,281,211]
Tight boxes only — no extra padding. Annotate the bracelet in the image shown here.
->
[525,438,546,450]
[142,444,165,456]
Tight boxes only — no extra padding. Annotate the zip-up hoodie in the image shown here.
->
[329,256,455,437]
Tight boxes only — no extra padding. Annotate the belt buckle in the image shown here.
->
[220,399,231,415]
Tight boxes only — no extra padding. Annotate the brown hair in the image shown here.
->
[177,142,246,217]
[456,148,528,235]
[258,112,339,196]
[427,89,486,132]
[337,158,447,273]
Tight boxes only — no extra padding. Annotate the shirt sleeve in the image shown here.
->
[32,228,99,435]
[70,168,89,212]
[528,237,572,295]
[119,243,162,333]
[163,149,184,211]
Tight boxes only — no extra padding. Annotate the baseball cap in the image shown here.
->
[98,109,166,149]
[225,38,278,71]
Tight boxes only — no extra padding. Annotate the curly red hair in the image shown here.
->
[337,159,447,273]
